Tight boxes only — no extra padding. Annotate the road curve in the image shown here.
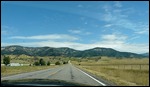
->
[1,63,114,86]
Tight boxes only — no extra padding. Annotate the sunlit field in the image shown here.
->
[1,65,58,77]
[72,57,149,86]
[1,55,69,77]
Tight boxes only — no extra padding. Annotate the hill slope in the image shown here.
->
[140,53,149,57]
[1,45,146,58]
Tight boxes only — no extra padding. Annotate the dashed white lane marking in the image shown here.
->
[76,67,106,86]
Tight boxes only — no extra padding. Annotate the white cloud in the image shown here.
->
[2,3,149,54]
[10,34,78,41]
[68,29,92,35]
[104,24,112,28]
[134,24,149,35]
[101,34,127,41]
[2,39,148,54]
[3,33,148,53]
[2,25,17,36]
[135,29,148,34]
[102,4,112,12]
[129,36,140,40]
[102,34,116,41]
[101,5,149,36]
[102,12,117,22]
[2,41,84,49]
[68,29,81,34]
[2,25,10,35]
[114,43,149,53]
[114,1,122,8]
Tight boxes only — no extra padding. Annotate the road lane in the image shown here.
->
[1,64,111,86]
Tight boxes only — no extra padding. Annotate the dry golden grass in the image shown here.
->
[75,57,149,64]
[1,55,69,77]
[1,65,58,77]
[72,57,149,86]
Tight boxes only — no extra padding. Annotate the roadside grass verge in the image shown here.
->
[1,65,58,77]
[78,66,149,86]
[72,58,149,86]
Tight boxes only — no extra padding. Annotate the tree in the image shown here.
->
[63,61,68,64]
[3,56,10,66]
[47,61,50,66]
[29,64,31,66]
[39,58,46,66]
[34,61,40,66]
[55,61,60,65]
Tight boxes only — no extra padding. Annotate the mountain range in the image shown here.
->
[1,45,148,58]
[140,53,149,57]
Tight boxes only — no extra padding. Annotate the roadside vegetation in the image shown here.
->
[3,56,10,66]
[1,55,69,64]
[71,57,149,86]
[1,55,69,77]
[55,61,61,65]
[1,66,57,77]
[47,61,50,66]
[2,54,148,86]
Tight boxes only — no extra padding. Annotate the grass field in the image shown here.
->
[1,55,149,85]
[1,55,69,77]
[72,57,149,86]
[1,65,59,77]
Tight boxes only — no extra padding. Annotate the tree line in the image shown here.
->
[33,58,50,66]
[33,58,68,66]
[3,56,68,66]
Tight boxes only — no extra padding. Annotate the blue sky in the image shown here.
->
[1,1,149,53]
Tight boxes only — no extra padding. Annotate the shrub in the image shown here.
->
[63,61,68,64]
[55,61,60,65]
[47,61,50,66]
[3,56,10,66]
[34,61,40,66]
[39,58,46,66]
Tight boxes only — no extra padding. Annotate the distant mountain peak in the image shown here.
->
[140,52,149,57]
[1,45,146,58]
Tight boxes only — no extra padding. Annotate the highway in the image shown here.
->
[1,63,114,86]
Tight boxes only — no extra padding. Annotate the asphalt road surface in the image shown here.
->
[1,63,114,86]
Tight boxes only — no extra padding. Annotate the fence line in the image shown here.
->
[80,64,149,70]
[81,64,149,66]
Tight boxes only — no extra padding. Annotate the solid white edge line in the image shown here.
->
[76,67,106,86]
